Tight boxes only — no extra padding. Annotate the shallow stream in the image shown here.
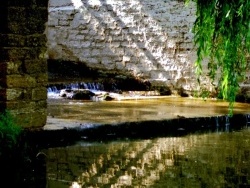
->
[46,96,250,130]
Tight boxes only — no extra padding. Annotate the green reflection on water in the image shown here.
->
[44,126,250,188]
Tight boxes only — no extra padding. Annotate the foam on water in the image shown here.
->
[47,82,106,99]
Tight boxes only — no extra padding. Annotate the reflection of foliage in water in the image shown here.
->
[45,128,250,187]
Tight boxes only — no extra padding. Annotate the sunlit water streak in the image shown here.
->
[44,126,250,187]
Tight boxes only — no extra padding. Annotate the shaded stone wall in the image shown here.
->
[0,0,48,128]
[48,0,211,92]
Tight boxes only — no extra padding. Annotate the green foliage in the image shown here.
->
[0,111,22,153]
[186,0,250,115]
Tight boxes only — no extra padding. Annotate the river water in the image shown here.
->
[40,90,250,187]
[3,86,249,187]
[46,96,250,130]
[44,125,250,188]
[1,97,249,187]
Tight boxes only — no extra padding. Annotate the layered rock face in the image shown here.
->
[47,0,214,92]
[0,0,48,128]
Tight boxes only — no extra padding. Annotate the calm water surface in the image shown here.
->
[46,97,250,128]
[44,125,250,188]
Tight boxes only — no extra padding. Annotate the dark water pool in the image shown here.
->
[43,125,250,188]
[3,124,248,187]
[2,125,247,188]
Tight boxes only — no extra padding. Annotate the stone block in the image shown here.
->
[11,109,47,128]
[75,35,85,40]
[7,7,27,22]
[25,34,47,47]
[0,34,26,47]
[115,61,125,70]
[32,87,47,101]
[5,100,29,110]
[46,28,58,42]
[114,48,124,55]
[26,10,48,34]
[2,47,46,61]
[7,8,48,34]
[59,20,70,26]
[6,100,46,112]
[123,56,131,62]
[8,0,48,7]
[6,75,37,88]
[36,74,48,86]
[91,49,101,57]
[101,48,115,57]
[49,0,72,7]
[6,22,26,35]
[48,12,59,26]
[80,41,91,48]
[6,88,24,100]
[24,59,47,74]
[85,58,99,64]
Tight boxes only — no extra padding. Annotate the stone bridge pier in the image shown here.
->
[0,0,48,128]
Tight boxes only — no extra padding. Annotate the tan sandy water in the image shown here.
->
[44,96,250,130]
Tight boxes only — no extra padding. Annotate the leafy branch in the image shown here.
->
[186,0,250,115]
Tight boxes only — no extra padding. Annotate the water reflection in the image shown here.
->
[44,126,250,187]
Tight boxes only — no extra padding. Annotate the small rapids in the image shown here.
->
[47,82,106,97]
[47,82,161,101]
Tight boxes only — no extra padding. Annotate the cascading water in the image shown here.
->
[47,82,107,99]
[47,81,162,101]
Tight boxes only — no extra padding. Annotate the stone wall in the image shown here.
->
[48,0,214,92]
[0,0,48,128]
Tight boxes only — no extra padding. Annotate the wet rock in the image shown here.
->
[71,89,95,100]
[95,93,115,101]
[59,89,73,97]
[103,95,114,101]
[59,89,95,100]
